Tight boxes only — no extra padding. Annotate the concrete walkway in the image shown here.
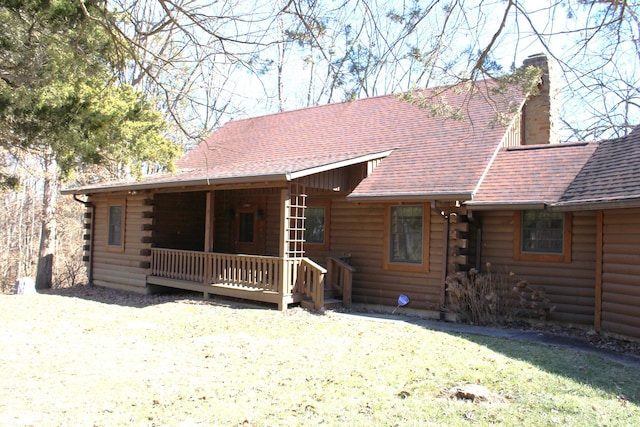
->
[332,311,640,369]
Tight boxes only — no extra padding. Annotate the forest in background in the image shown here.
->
[1,172,85,292]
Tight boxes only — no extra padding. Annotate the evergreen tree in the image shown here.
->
[0,0,180,288]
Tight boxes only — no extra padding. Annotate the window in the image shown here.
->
[107,199,125,252]
[384,204,430,272]
[514,210,571,262]
[305,207,325,244]
[304,200,330,250]
[522,210,563,253]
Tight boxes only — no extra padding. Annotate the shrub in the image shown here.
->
[445,263,555,325]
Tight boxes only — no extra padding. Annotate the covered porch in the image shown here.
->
[145,179,357,310]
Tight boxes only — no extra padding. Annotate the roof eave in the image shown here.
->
[62,150,395,195]
[465,202,548,211]
[287,149,394,180]
[551,197,640,211]
[60,173,289,195]
[347,192,473,203]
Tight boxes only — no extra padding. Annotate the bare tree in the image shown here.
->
[83,0,285,144]
[74,1,639,142]
[267,1,640,140]
[0,151,86,292]
[35,153,58,290]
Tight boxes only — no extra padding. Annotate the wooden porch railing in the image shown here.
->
[150,248,206,282]
[326,256,355,308]
[149,248,353,310]
[150,248,297,294]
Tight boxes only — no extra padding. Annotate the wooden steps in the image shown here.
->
[322,298,343,309]
[300,287,343,311]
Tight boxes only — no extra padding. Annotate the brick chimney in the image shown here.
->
[521,53,559,145]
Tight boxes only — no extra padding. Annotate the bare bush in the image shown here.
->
[446,263,555,325]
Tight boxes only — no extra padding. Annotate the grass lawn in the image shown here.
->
[0,286,638,426]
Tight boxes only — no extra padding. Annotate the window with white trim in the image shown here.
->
[107,200,125,251]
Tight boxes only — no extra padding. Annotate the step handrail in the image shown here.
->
[296,257,327,310]
[326,256,355,308]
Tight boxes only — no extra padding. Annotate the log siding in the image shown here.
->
[601,208,640,337]
[477,210,597,324]
[83,187,640,340]
[89,191,153,293]
[306,198,445,311]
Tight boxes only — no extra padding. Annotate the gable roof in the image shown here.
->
[468,142,598,209]
[63,79,527,197]
[556,129,640,208]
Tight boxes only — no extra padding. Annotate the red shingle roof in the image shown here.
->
[558,129,640,206]
[63,79,527,197]
[176,80,525,199]
[469,142,598,208]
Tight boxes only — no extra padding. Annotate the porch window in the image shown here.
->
[304,200,330,250]
[305,207,325,244]
[514,210,571,262]
[107,199,125,252]
[384,204,430,272]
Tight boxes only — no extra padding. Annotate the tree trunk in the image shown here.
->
[275,2,285,112]
[35,155,58,290]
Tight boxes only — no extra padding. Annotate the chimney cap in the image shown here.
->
[523,53,549,68]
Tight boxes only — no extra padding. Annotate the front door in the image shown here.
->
[232,202,265,255]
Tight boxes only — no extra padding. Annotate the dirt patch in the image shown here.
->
[444,384,507,403]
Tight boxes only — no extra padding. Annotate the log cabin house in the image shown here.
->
[62,54,640,340]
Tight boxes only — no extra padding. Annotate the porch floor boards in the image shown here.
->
[146,275,301,310]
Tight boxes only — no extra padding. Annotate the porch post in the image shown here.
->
[204,191,215,294]
[204,191,215,252]
[288,181,307,258]
[279,182,307,258]
[279,188,289,258]
[278,183,308,310]
[279,188,290,308]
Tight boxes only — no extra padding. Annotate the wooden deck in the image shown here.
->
[147,248,353,310]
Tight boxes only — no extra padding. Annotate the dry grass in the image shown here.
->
[0,285,638,426]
